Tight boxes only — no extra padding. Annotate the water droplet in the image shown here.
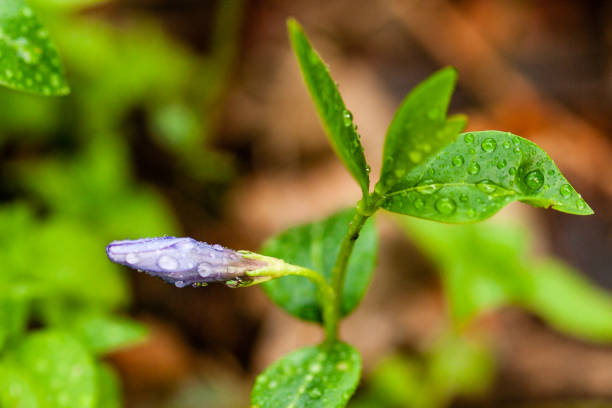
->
[336,362,349,371]
[413,198,424,209]
[576,200,585,210]
[125,253,139,265]
[342,109,353,127]
[512,136,520,145]
[158,255,179,271]
[467,162,480,175]
[365,165,371,174]
[468,148,476,154]
[409,150,422,163]
[477,180,496,194]
[496,159,507,169]
[174,280,186,288]
[435,197,457,215]
[503,141,511,149]
[452,155,464,167]
[560,184,572,198]
[268,380,278,389]
[524,169,544,191]
[481,137,497,152]
[464,133,474,143]
[513,146,521,153]
[417,180,440,194]
[459,194,468,202]
[508,167,517,175]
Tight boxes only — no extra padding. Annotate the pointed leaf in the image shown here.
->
[288,18,370,195]
[383,131,592,223]
[378,67,462,191]
[251,342,361,408]
[0,0,69,95]
[261,209,378,323]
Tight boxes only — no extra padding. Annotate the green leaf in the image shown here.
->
[0,0,69,95]
[287,18,370,195]
[0,363,42,408]
[377,67,463,191]
[14,331,97,408]
[383,131,592,223]
[251,342,361,408]
[96,363,121,408]
[400,217,529,325]
[523,260,612,342]
[69,313,147,355]
[261,209,378,323]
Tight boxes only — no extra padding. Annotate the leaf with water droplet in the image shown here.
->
[377,67,465,192]
[251,341,361,408]
[288,19,370,195]
[0,0,69,95]
[261,208,378,323]
[381,131,592,223]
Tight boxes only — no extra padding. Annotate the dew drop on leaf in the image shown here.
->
[476,180,497,194]
[413,198,424,209]
[459,194,468,202]
[342,109,353,127]
[560,184,572,198]
[435,197,457,215]
[464,133,474,143]
[508,167,517,175]
[452,155,464,167]
[481,137,497,152]
[524,169,544,191]
[496,159,507,169]
[467,162,481,175]
[417,180,440,194]
[503,141,511,149]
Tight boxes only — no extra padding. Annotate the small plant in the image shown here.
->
[106,19,593,408]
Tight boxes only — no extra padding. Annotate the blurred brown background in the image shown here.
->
[87,0,612,406]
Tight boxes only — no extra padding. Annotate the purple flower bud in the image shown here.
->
[106,237,268,288]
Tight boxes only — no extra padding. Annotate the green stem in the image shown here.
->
[246,259,336,339]
[326,194,381,343]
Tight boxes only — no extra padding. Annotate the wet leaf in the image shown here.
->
[383,131,592,223]
[251,342,361,408]
[0,0,69,95]
[0,363,42,408]
[288,18,370,196]
[378,67,464,191]
[261,209,377,323]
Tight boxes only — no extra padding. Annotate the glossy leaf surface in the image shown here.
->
[384,131,592,222]
[288,18,370,195]
[261,209,377,323]
[251,342,361,408]
[0,0,69,95]
[378,67,463,191]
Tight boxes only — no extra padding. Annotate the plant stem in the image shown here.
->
[246,260,336,340]
[326,194,381,343]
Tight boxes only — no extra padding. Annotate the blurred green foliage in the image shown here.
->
[0,0,243,405]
